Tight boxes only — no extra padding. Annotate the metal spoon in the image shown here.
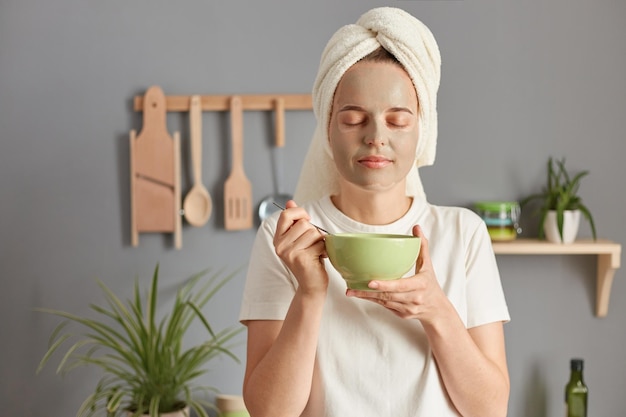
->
[258,98,293,221]
[271,202,330,235]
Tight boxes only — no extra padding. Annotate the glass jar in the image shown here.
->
[474,201,522,242]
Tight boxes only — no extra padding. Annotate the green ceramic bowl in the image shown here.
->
[325,233,421,290]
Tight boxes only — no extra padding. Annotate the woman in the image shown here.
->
[239,7,510,417]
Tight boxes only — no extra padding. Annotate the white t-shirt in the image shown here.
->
[240,196,510,417]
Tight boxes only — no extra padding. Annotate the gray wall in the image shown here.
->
[1,1,624,416]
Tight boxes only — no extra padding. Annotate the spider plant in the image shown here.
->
[520,157,597,241]
[37,264,244,417]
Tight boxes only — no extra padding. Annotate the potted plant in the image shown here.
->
[520,157,597,243]
[37,264,244,417]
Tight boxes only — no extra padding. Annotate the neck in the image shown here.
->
[331,186,412,225]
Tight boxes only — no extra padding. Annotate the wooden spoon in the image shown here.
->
[183,95,212,226]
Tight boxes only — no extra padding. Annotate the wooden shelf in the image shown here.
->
[492,238,621,317]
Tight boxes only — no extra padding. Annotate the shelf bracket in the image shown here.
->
[596,251,620,317]
[493,239,622,318]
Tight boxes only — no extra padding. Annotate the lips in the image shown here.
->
[358,155,392,169]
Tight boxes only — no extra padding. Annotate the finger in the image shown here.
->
[275,217,317,250]
[285,218,326,246]
[413,225,432,273]
[345,290,404,314]
[348,288,410,312]
[274,225,325,262]
[347,288,394,302]
[285,199,298,209]
[367,276,413,293]
[292,226,326,249]
[274,205,311,238]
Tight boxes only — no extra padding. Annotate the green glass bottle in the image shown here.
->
[565,358,588,417]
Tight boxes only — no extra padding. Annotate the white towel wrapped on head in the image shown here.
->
[294,7,441,203]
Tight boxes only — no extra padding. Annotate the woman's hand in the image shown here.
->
[273,200,329,294]
[245,201,330,417]
[346,225,451,321]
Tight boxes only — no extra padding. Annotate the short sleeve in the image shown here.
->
[239,216,297,324]
[464,220,511,328]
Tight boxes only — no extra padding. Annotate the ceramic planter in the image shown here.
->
[216,394,250,417]
[544,210,581,243]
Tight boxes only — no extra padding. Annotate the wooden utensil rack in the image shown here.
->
[130,91,313,246]
[133,94,313,112]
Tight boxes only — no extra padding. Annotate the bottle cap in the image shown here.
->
[570,358,584,371]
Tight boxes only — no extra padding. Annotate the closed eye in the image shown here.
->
[387,115,413,129]
[386,108,415,128]
[339,110,367,126]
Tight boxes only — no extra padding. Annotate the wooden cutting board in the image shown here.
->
[130,85,182,248]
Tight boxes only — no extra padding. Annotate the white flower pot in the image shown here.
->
[543,210,581,243]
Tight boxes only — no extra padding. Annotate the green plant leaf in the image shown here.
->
[521,156,597,240]
[36,264,244,417]
[578,204,598,240]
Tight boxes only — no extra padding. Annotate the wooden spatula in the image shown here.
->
[224,95,252,230]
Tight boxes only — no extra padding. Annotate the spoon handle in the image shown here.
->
[271,202,330,235]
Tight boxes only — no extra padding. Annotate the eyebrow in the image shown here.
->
[338,105,415,115]
[388,107,415,115]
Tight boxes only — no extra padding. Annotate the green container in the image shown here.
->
[473,201,521,242]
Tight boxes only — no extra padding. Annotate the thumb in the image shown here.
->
[285,199,298,209]
[413,225,431,274]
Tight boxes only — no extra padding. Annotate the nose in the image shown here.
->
[363,119,387,147]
